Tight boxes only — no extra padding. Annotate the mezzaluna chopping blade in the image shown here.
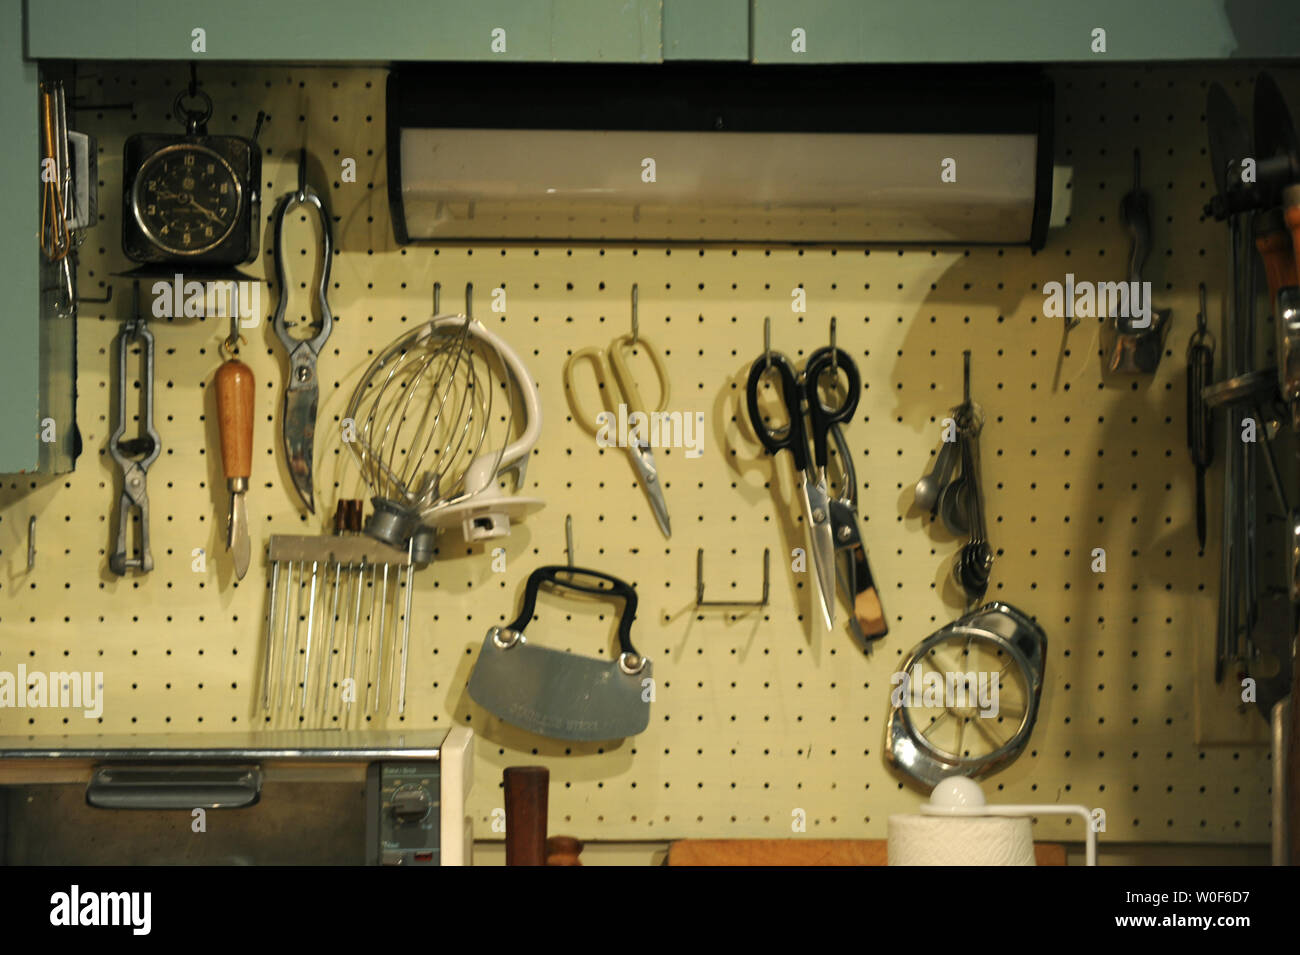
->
[468,565,651,742]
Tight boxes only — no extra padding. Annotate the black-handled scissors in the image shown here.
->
[746,346,859,628]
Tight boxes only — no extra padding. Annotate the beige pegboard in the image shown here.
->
[1,62,1296,846]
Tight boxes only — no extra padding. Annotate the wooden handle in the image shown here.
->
[214,358,255,481]
[1255,213,1298,307]
[1285,184,1300,286]
[545,835,584,866]
[503,766,548,866]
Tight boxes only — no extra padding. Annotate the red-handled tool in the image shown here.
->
[215,350,255,579]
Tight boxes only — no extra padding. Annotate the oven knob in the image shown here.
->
[391,786,431,824]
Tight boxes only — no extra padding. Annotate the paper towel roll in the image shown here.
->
[887,813,1036,866]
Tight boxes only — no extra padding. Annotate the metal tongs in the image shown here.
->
[272,149,333,514]
[108,283,160,575]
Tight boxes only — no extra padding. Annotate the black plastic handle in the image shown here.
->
[804,347,860,469]
[507,565,640,658]
[746,352,809,472]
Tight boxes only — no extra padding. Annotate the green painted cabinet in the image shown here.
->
[751,0,1300,63]
[26,0,662,62]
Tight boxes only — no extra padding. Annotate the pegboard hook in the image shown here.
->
[829,316,838,377]
[695,547,770,610]
[763,316,773,370]
[566,514,575,567]
[630,284,639,346]
[465,282,473,319]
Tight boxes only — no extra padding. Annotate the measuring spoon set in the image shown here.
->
[914,352,994,603]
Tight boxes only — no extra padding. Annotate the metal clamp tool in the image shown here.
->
[108,285,160,575]
[272,149,333,514]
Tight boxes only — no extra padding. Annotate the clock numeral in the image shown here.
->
[182,232,192,246]
[205,226,214,238]
[184,153,195,167]
[146,204,156,216]
[206,164,215,175]
[220,183,228,195]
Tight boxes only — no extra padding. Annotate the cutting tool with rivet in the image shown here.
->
[746,341,860,631]
[272,150,333,514]
[563,289,672,538]
[108,283,161,576]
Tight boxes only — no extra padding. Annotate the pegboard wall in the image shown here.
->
[2,62,1296,846]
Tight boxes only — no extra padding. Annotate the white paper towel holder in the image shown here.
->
[918,776,1098,866]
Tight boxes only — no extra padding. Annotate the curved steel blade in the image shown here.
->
[1254,72,1300,195]
[1207,83,1251,199]
[284,383,319,514]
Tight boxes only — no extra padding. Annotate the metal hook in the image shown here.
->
[465,282,473,319]
[764,316,773,370]
[631,284,639,346]
[1197,282,1208,335]
[433,282,441,315]
[566,515,575,567]
[829,316,838,377]
[296,147,307,198]
[695,548,771,609]
[225,313,242,356]
[963,350,972,405]
[79,284,113,305]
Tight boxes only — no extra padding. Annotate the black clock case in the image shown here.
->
[121,133,261,269]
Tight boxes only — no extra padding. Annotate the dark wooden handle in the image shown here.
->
[503,766,548,866]
[214,358,255,481]
[1285,187,1300,287]
[1255,229,1298,306]
[545,835,584,866]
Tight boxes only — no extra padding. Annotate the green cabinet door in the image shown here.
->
[27,0,661,62]
[752,0,1300,63]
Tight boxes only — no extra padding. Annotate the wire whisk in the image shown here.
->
[345,312,543,558]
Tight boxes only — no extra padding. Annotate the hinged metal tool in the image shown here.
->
[108,284,160,575]
[272,149,333,514]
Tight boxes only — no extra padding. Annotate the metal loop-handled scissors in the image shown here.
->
[272,150,334,514]
[564,334,673,537]
[746,346,860,629]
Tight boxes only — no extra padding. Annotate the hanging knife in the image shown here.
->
[272,150,333,515]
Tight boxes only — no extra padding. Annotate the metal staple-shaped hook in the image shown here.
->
[296,147,307,198]
[764,316,773,370]
[566,514,575,567]
[829,316,838,377]
[631,284,639,346]
[433,281,441,314]
[226,314,241,355]
[465,282,473,319]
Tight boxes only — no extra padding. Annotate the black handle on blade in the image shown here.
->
[803,347,860,469]
[746,353,809,472]
[508,565,640,658]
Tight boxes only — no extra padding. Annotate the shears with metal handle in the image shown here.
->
[272,151,333,515]
[745,346,860,630]
[564,334,673,538]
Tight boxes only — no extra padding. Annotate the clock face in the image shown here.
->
[131,143,243,256]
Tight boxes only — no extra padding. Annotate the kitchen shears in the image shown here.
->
[746,345,860,630]
[272,151,333,514]
[564,333,673,537]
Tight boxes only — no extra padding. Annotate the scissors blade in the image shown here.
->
[628,442,671,537]
[802,476,837,630]
[283,380,319,514]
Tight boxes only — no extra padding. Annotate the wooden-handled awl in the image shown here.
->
[215,354,255,579]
